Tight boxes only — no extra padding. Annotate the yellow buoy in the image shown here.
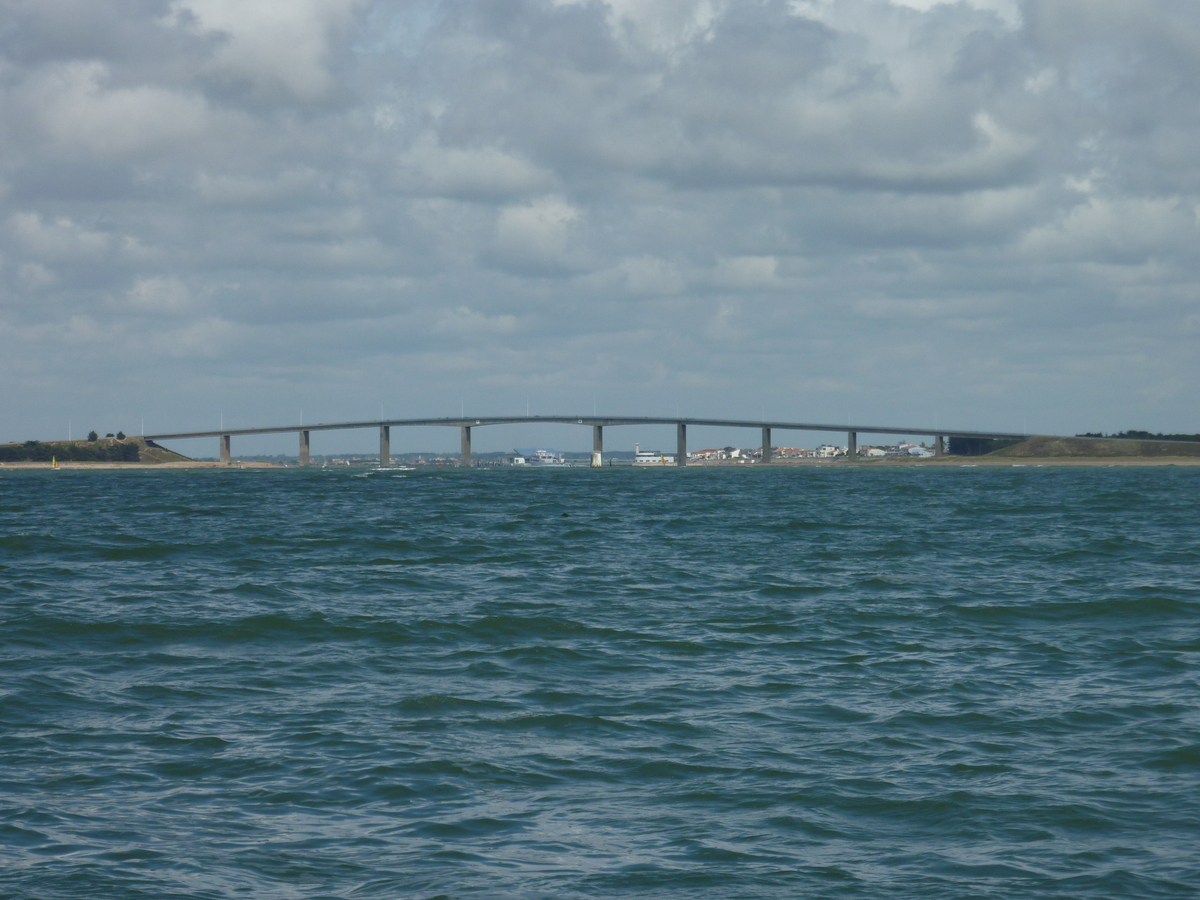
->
[52,456,58,468]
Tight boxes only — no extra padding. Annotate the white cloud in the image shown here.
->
[169,0,367,100]
[127,276,193,315]
[492,197,584,273]
[617,257,686,295]
[21,61,212,157]
[711,256,780,290]
[18,262,57,290]
[887,0,1021,26]
[8,212,110,261]
[602,0,727,56]
[399,134,556,200]
[1020,197,1199,264]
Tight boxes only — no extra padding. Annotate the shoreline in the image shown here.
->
[769,456,1200,467]
[0,461,282,470]
[4,457,1200,470]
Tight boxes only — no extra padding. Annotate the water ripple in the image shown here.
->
[2,467,1199,898]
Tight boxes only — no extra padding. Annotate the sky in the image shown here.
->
[1,0,1198,456]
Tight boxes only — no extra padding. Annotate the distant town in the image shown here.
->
[4,431,1200,466]
[211,440,940,468]
[688,441,936,461]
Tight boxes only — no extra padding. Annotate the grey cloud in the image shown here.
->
[1,0,1199,444]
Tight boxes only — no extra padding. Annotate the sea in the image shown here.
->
[1,466,1197,899]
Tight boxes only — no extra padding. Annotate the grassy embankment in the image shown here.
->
[991,436,1200,459]
[0,437,191,464]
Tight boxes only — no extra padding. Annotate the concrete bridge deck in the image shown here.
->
[145,415,1029,467]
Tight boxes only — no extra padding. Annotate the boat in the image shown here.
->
[633,443,674,465]
[513,449,567,466]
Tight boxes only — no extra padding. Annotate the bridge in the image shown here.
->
[144,415,1029,467]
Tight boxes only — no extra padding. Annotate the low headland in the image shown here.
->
[0,437,276,469]
[844,437,1200,466]
[766,435,1200,466]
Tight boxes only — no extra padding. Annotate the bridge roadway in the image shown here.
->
[144,415,1029,467]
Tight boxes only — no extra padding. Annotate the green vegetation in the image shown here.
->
[0,439,141,462]
[1078,431,1200,443]
[996,435,1200,458]
[947,437,1021,456]
[87,430,98,442]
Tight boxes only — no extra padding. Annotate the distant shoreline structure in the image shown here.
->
[4,434,1198,469]
[6,459,1200,470]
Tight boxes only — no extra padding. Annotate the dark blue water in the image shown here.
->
[2,466,1198,899]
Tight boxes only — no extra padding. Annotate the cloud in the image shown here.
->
[599,0,727,56]
[1,0,1199,441]
[8,212,110,260]
[711,256,780,290]
[434,306,520,337]
[1020,197,1200,264]
[886,0,1022,25]
[168,0,367,101]
[127,276,194,315]
[490,196,585,274]
[18,262,57,290]
[20,61,213,157]
[148,316,236,357]
[194,168,323,205]
[397,133,556,200]
[615,256,686,295]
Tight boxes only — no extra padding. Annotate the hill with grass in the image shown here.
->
[992,435,1200,459]
[0,437,191,463]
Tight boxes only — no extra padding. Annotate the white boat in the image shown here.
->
[633,443,674,465]
[513,449,567,466]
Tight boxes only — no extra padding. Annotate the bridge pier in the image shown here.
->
[380,425,390,467]
[762,427,772,464]
[592,425,603,468]
[676,422,687,466]
[299,430,311,467]
[460,426,472,467]
[935,434,945,457]
[847,431,857,461]
[219,434,230,464]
